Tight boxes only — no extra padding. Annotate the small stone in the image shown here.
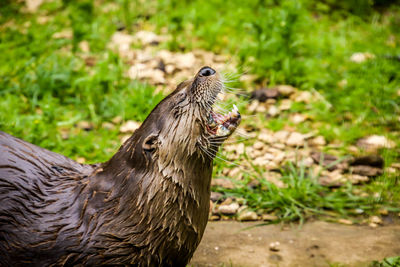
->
[112,116,123,124]
[247,179,261,189]
[102,122,115,130]
[211,178,235,189]
[357,135,396,151]
[258,132,274,143]
[309,136,326,146]
[175,53,196,70]
[253,141,265,150]
[351,165,383,177]
[378,209,389,215]
[218,202,240,215]
[369,222,378,228]
[290,113,307,124]
[276,85,296,96]
[52,29,73,39]
[262,214,278,221]
[77,121,93,131]
[238,210,258,221]
[269,241,280,252]
[76,157,86,164]
[293,91,313,103]
[350,52,375,63]
[370,216,383,224]
[279,99,292,110]
[267,105,279,117]
[248,100,260,113]
[210,192,224,203]
[134,30,160,45]
[78,40,90,53]
[351,155,384,168]
[338,219,353,225]
[250,88,280,102]
[286,132,305,147]
[120,120,140,133]
[210,215,220,221]
[273,130,290,143]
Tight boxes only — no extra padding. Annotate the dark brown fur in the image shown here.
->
[0,67,235,266]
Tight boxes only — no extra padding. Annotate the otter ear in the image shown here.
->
[143,134,158,153]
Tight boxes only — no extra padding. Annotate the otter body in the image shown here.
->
[0,67,240,266]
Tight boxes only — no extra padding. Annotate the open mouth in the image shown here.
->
[206,104,241,137]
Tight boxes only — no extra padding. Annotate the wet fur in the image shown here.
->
[0,69,226,266]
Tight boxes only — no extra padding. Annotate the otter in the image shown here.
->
[0,66,240,266]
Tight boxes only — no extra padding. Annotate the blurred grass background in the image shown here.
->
[0,0,399,223]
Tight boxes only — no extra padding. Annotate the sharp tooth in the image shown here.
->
[233,104,238,113]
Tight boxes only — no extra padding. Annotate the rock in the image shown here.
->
[109,32,134,53]
[350,52,375,63]
[26,0,44,12]
[253,141,265,151]
[175,53,196,70]
[247,179,261,189]
[290,113,307,124]
[76,157,86,164]
[262,214,278,221]
[351,155,384,168]
[248,100,260,113]
[218,202,240,215]
[52,29,73,39]
[258,131,274,143]
[345,174,369,184]
[76,121,93,131]
[351,165,383,177]
[210,192,224,203]
[310,151,348,171]
[267,105,279,117]
[134,30,160,45]
[370,216,383,224]
[120,120,140,133]
[210,215,220,221]
[263,172,285,188]
[276,85,296,96]
[269,241,280,252]
[250,88,280,102]
[238,210,258,221]
[273,130,290,143]
[309,136,326,146]
[338,219,353,225]
[286,132,305,147]
[211,178,235,189]
[319,170,346,187]
[293,91,313,104]
[78,41,90,53]
[112,116,123,124]
[279,99,292,110]
[357,135,396,151]
[102,122,115,130]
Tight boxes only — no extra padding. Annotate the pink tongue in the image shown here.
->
[213,113,225,123]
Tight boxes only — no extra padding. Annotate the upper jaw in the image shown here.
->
[206,104,241,137]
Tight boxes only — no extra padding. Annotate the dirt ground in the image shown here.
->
[190,220,400,267]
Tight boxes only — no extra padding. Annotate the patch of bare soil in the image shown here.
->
[190,221,400,267]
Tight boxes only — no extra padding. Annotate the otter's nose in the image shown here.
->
[199,66,216,77]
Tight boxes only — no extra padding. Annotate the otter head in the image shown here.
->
[114,67,240,188]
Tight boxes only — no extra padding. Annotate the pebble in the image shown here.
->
[238,210,258,221]
[269,241,280,252]
[276,85,296,96]
[262,214,278,221]
[218,203,240,215]
[286,132,305,147]
[120,120,140,133]
[211,178,235,189]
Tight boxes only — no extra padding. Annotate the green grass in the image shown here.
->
[0,0,399,222]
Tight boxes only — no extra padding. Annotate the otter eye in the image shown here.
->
[143,134,158,153]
